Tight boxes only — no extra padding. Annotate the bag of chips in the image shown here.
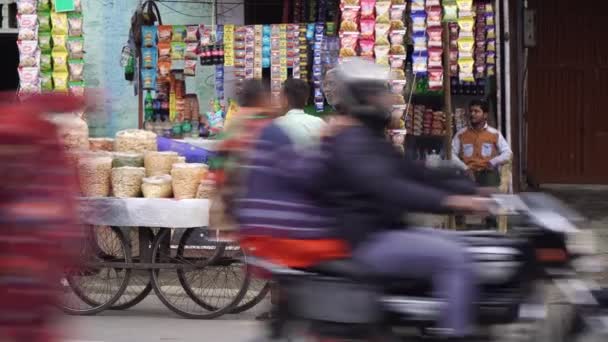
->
[374,45,389,65]
[360,19,375,38]
[142,26,157,47]
[427,6,442,27]
[40,53,51,71]
[428,27,443,48]
[69,81,85,97]
[17,0,37,14]
[158,25,172,43]
[185,26,198,42]
[171,42,186,60]
[18,40,39,67]
[359,39,375,58]
[142,48,157,69]
[158,42,171,62]
[458,57,474,82]
[68,36,84,59]
[52,50,68,72]
[38,11,51,32]
[185,42,198,59]
[38,0,51,11]
[68,59,84,82]
[413,54,428,76]
[39,32,52,52]
[361,0,375,19]
[184,60,197,76]
[390,4,406,21]
[411,12,427,34]
[52,71,69,91]
[68,13,83,36]
[141,69,156,90]
[172,25,186,42]
[51,12,68,35]
[40,71,53,91]
[17,14,38,40]
[53,34,68,52]
[19,66,40,95]
[375,1,390,23]
[428,47,443,68]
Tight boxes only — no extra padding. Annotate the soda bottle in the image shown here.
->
[124,56,135,81]
[144,90,154,122]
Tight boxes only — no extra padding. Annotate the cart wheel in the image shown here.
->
[60,226,131,315]
[151,228,249,319]
[110,227,154,310]
[230,261,271,314]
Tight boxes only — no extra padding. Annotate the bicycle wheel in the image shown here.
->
[61,225,131,315]
[111,227,154,310]
[151,228,249,319]
[230,247,270,314]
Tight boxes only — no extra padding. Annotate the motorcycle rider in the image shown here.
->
[259,59,490,340]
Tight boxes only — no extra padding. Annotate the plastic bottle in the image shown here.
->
[144,91,154,122]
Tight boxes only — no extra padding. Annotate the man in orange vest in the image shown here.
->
[452,99,512,188]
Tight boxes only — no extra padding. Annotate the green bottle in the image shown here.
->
[144,91,154,122]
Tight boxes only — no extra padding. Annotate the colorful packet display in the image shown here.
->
[52,50,68,72]
[68,12,83,36]
[244,26,255,80]
[67,36,84,59]
[38,11,51,32]
[17,0,37,14]
[142,48,158,69]
[40,71,53,91]
[254,25,263,79]
[313,23,324,112]
[223,24,235,67]
[215,25,225,98]
[39,32,52,53]
[18,40,39,68]
[171,42,186,60]
[52,71,68,91]
[141,69,157,90]
[158,25,172,43]
[50,12,68,35]
[172,25,187,42]
[142,26,157,47]
[17,14,38,40]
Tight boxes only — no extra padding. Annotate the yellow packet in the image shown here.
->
[52,50,68,72]
[52,71,69,91]
[51,12,68,35]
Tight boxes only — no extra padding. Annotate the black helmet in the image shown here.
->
[332,58,392,133]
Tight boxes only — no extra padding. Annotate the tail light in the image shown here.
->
[536,248,568,263]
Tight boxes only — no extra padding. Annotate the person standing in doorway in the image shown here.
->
[452,100,512,228]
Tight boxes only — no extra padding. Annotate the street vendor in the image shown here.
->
[451,99,512,188]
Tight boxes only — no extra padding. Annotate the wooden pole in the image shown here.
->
[442,22,456,229]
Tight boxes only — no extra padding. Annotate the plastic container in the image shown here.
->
[171,163,208,199]
[114,129,158,153]
[141,175,173,198]
[78,155,113,197]
[112,152,144,168]
[144,151,179,177]
[111,167,145,198]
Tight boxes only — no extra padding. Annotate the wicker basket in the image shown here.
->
[144,151,179,177]
[112,167,146,198]
[142,175,173,198]
[114,129,157,153]
[171,163,208,199]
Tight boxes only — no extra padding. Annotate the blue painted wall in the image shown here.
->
[84,0,231,137]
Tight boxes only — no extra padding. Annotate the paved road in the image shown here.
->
[63,296,265,342]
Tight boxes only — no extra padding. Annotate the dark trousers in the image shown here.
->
[476,169,500,228]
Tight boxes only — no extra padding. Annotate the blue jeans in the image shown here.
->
[353,228,476,337]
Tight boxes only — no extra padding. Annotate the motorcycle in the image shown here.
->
[247,193,608,341]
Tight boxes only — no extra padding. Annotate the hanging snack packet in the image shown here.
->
[339,32,359,58]
[486,26,496,39]
[52,71,69,91]
[374,44,389,65]
[142,47,157,69]
[142,26,157,47]
[340,5,360,32]
[389,54,406,69]
[38,11,51,32]
[158,25,173,43]
[487,39,496,52]
[17,0,37,14]
[359,39,375,58]
[458,37,474,58]
[52,34,68,52]
[389,80,406,94]
[428,27,443,48]
[456,0,473,13]
[427,6,442,27]
[171,42,186,60]
[19,67,40,94]
[39,32,52,52]
[40,71,53,91]
[185,42,198,59]
[184,60,197,76]
[411,0,425,12]
[390,20,405,31]
[68,59,84,82]
[185,26,198,42]
[390,30,406,45]
[18,40,39,66]
[69,81,85,97]
[411,12,427,34]
[40,53,51,71]
[443,0,458,22]
[428,47,443,68]
[17,14,38,40]
[360,19,375,38]
[158,61,172,81]
[158,42,171,62]
[375,1,391,23]
[141,69,156,90]
[172,25,187,42]
[458,16,475,35]
[68,13,83,36]
[51,12,68,35]
[390,45,406,56]
[52,50,68,72]
[390,68,405,80]
[458,57,474,82]
[390,4,406,21]
[375,23,390,39]
[427,0,441,6]
[67,36,84,59]
[361,0,375,19]
[412,33,427,53]
[38,0,51,11]
[486,51,496,65]
[412,54,428,76]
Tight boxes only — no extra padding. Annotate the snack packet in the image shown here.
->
[171,42,186,60]
[359,39,375,58]
[142,26,157,47]
[17,14,38,40]
[375,23,390,39]
[158,42,171,62]
[69,81,85,97]
[340,6,360,32]
[17,0,37,14]
[375,1,391,23]
[38,0,51,11]
[52,71,68,91]
[141,69,157,90]
[40,53,51,71]
[38,11,51,32]
[361,19,375,38]
[40,71,53,91]
[389,54,406,69]
[361,0,375,19]
[158,61,172,81]
[142,48,158,69]
[185,42,198,59]
[158,25,173,43]
[18,40,39,66]
[52,34,68,52]
[389,80,406,94]
[67,36,84,59]
[390,45,406,55]
[486,26,496,39]
[19,67,40,94]
[443,0,458,22]
[413,33,428,53]
[428,27,443,47]
[184,60,197,76]
[185,25,198,42]
[39,32,52,52]
[458,17,475,33]
[51,12,68,35]
[390,30,406,45]
[374,45,389,65]
[68,12,83,36]
[390,20,405,31]
[428,47,443,68]
[411,0,425,12]
[411,12,427,34]
[390,4,406,21]
[458,57,474,82]
[456,0,473,13]
[172,25,186,42]
[52,50,68,72]
[458,37,475,58]
[413,54,428,76]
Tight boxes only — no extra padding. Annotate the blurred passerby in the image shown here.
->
[0,94,85,342]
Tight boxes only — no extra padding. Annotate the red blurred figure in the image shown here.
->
[0,94,85,342]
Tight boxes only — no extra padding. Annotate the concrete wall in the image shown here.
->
[84,0,244,137]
